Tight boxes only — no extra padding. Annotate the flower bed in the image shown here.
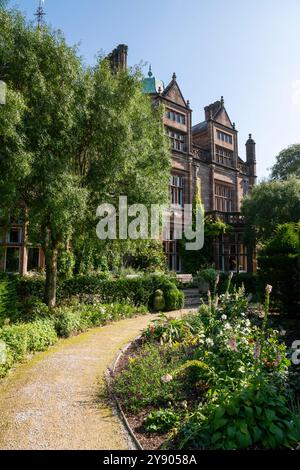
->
[113,280,300,450]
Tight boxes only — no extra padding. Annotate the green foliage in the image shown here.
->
[242,178,300,241]
[15,273,182,312]
[113,344,187,412]
[115,280,298,449]
[259,223,300,315]
[58,251,76,280]
[165,286,185,311]
[52,302,147,338]
[153,290,165,312]
[0,8,171,307]
[0,299,147,376]
[271,144,300,180]
[0,274,20,325]
[144,313,193,345]
[231,273,261,297]
[180,216,230,274]
[174,360,211,384]
[53,307,84,338]
[177,381,300,449]
[196,268,218,291]
[144,409,180,434]
[0,319,57,364]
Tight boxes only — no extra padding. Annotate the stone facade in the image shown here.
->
[141,56,257,273]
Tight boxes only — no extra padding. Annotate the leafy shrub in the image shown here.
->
[165,286,185,311]
[53,308,84,338]
[144,409,180,434]
[0,274,20,325]
[174,360,211,384]
[196,268,219,291]
[0,300,147,377]
[231,273,260,297]
[115,279,298,449]
[53,302,148,338]
[143,313,193,345]
[0,319,57,363]
[153,290,165,312]
[258,223,300,315]
[25,320,58,352]
[177,380,300,450]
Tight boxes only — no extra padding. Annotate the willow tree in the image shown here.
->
[0,7,171,306]
[0,9,89,306]
[71,59,171,272]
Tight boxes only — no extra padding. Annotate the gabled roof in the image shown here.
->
[162,73,187,108]
[205,97,234,129]
[205,100,222,119]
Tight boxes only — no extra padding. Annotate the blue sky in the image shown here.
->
[10,0,300,179]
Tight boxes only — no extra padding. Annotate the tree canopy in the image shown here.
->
[271,144,300,180]
[0,7,171,306]
[241,178,300,241]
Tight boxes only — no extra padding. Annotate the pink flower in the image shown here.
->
[254,342,262,359]
[161,374,173,383]
[265,285,272,295]
[228,338,238,351]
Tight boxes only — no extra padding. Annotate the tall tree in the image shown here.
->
[271,144,300,180]
[241,178,300,241]
[0,8,171,306]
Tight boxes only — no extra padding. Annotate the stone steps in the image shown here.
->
[183,288,200,309]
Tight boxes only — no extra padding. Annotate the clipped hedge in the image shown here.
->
[15,274,184,312]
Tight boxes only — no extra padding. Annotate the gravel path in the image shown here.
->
[0,309,193,450]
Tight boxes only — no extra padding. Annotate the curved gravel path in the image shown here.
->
[0,310,192,450]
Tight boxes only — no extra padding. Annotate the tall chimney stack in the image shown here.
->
[108,44,128,74]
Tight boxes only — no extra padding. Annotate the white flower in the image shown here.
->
[221,314,227,321]
[265,284,273,294]
[224,323,232,330]
[280,329,286,336]
[206,338,214,347]
[245,319,251,327]
[241,313,245,317]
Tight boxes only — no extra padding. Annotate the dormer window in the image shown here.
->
[217,130,232,144]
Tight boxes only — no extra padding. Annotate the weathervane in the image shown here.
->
[35,0,45,29]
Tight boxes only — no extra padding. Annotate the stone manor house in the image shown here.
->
[0,44,257,275]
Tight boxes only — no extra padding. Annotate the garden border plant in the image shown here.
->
[0,298,148,378]
[112,276,300,450]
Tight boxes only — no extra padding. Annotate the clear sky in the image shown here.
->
[9,0,300,179]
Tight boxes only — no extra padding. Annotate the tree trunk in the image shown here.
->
[44,246,58,309]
